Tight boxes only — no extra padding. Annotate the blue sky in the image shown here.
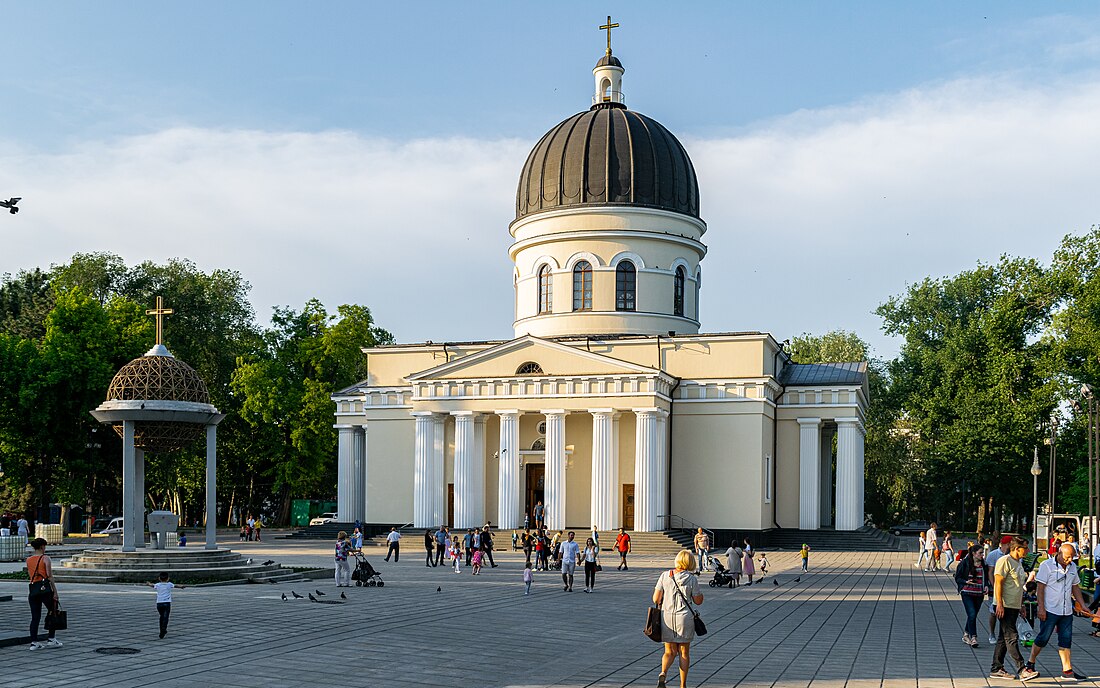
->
[3,2,1100,357]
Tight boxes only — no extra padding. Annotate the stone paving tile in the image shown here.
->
[4,549,1100,686]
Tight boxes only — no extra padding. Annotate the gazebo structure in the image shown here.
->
[90,297,223,552]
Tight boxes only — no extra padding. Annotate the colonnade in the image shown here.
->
[797,417,865,531]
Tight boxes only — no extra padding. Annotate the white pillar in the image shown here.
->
[335,425,354,520]
[634,409,659,532]
[205,423,217,550]
[543,410,568,530]
[412,412,435,528]
[349,427,365,522]
[452,412,476,529]
[798,418,822,530]
[497,410,521,529]
[122,420,136,552]
[590,409,615,531]
[134,447,145,548]
[820,426,835,527]
[611,413,621,528]
[472,415,487,526]
[656,410,669,529]
[432,414,446,526]
[836,418,865,531]
[359,424,369,522]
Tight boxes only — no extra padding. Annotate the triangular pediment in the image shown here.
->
[406,335,660,381]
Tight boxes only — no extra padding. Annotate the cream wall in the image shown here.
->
[363,415,415,524]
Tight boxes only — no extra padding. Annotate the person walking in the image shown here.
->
[558,531,581,592]
[916,531,928,570]
[17,513,30,538]
[463,529,473,566]
[523,562,533,595]
[954,544,987,648]
[146,572,186,639]
[481,525,498,568]
[990,536,1031,680]
[942,530,955,572]
[653,550,704,688]
[253,517,262,542]
[582,537,600,593]
[384,527,401,562]
[534,501,545,530]
[693,528,710,573]
[423,529,435,567]
[334,531,353,587]
[800,543,811,572]
[521,529,534,568]
[1021,543,1091,681]
[26,537,62,651]
[925,523,940,572]
[742,545,756,584]
[535,530,548,570]
[615,528,632,571]
[985,536,1012,644]
[434,525,448,567]
[725,541,743,586]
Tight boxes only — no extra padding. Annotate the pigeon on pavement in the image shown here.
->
[281,593,288,601]
[437,586,442,593]
[340,592,347,599]
[308,593,318,602]
[794,577,801,583]
[772,580,779,587]
[291,591,303,599]
[315,589,326,596]
[245,558,253,565]
[262,560,275,566]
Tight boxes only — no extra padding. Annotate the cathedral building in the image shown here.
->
[332,35,868,536]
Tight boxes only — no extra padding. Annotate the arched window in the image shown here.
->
[516,361,544,375]
[531,438,546,451]
[674,266,686,317]
[572,261,592,311]
[615,261,636,312]
[537,265,553,314]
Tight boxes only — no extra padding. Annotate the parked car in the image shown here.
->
[889,519,931,537]
[309,512,339,526]
[99,517,124,534]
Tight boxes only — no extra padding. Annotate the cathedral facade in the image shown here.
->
[332,42,868,535]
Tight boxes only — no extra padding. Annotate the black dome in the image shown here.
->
[515,102,700,222]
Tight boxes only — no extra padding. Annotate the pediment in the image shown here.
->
[406,335,660,381]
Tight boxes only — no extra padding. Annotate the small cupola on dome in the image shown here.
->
[593,15,624,105]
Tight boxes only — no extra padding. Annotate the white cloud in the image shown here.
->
[2,70,1099,357]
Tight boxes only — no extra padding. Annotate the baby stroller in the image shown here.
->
[709,561,735,588]
[351,552,384,587]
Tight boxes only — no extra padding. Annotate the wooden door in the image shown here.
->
[447,484,454,527]
[622,484,635,530]
[525,464,545,523]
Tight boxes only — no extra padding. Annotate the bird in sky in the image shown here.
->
[314,589,326,596]
[291,591,303,599]
[0,198,20,214]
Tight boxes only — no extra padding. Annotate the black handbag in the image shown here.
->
[644,605,663,642]
[670,571,708,636]
[45,605,67,631]
[27,557,50,599]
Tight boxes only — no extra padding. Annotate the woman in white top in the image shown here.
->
[725,543,743,587]
[582,538,600,593]
[652,550,704,688]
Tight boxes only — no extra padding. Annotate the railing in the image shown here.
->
[659,514,714,545]
[592,90,626,105]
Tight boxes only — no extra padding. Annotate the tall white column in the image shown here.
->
[335,425,354,520]
[590,409,615,531]
[432,414,446,526]
[472,415,487,526]
[358,424,369,522]
[836,418,865,531]
[611,413,621,528]
[134,447,145,548]
[412,412,435,528]
[452,412,476,529]
[205,423,217,550]
[122,420,136,552]
[634,409,659,532]
[820,426,835,527]
[543,410,568,530]
[798,418,822,530]
[496,410,521,529]
[656,410,669,529]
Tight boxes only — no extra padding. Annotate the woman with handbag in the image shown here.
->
[26,537,63,651]
[652,550,704,688]
[582,537,600,593]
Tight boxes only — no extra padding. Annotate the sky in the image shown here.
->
[3,2,1100,359]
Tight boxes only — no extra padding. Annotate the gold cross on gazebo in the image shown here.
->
[599,15,619,56]
[146,296,174,346]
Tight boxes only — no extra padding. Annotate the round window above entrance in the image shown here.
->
[537,420,547,435]
[516,361,544,375]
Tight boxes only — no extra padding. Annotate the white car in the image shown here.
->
[309,512,339,526]
[99,517,124,534]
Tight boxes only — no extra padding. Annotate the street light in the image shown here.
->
[1031,447,1042,552]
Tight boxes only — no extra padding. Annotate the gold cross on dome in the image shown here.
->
[146,296,174,346]
[599,15,619,55]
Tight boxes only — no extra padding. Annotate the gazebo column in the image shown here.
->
[122,420,136,552]
[358,424,369,522]
[836,418,865,531]
[543,410,568,530]
[349,426,366,522]
[411,412,435,528]
[335,425,355,521]
[134,447,146,548]
[798,418,822,530]
[206,423,217,550]
[590,409,615,531]
[496,410,521,529]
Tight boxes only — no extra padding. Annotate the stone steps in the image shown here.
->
[762,526,903,552]
[53,547,307,584]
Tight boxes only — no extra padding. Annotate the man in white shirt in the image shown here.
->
[984,536,1011,645]
[384,527,401,562]
[924,523,939,571]
[557,531,581,592]
[1022,543,1091,682]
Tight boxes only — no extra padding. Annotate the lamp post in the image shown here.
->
[1031,447,1042,553]
[1082,384,1096,552]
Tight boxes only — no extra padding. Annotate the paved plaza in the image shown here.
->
[2,543,1100,687]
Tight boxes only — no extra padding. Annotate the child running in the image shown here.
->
[146,572,186,639]
[471,548,483,575]
[523,563,533,595]
[800,543,811,572]
[759,552,769,578]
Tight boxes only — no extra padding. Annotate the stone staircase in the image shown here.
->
[761,525,903,552]
[55,548,306,584]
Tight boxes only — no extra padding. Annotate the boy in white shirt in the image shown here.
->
[147,572,186,639]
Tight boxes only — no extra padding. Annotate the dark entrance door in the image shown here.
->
[447,484,454,527]
[525,464,545,526]
[622,484,635,530]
